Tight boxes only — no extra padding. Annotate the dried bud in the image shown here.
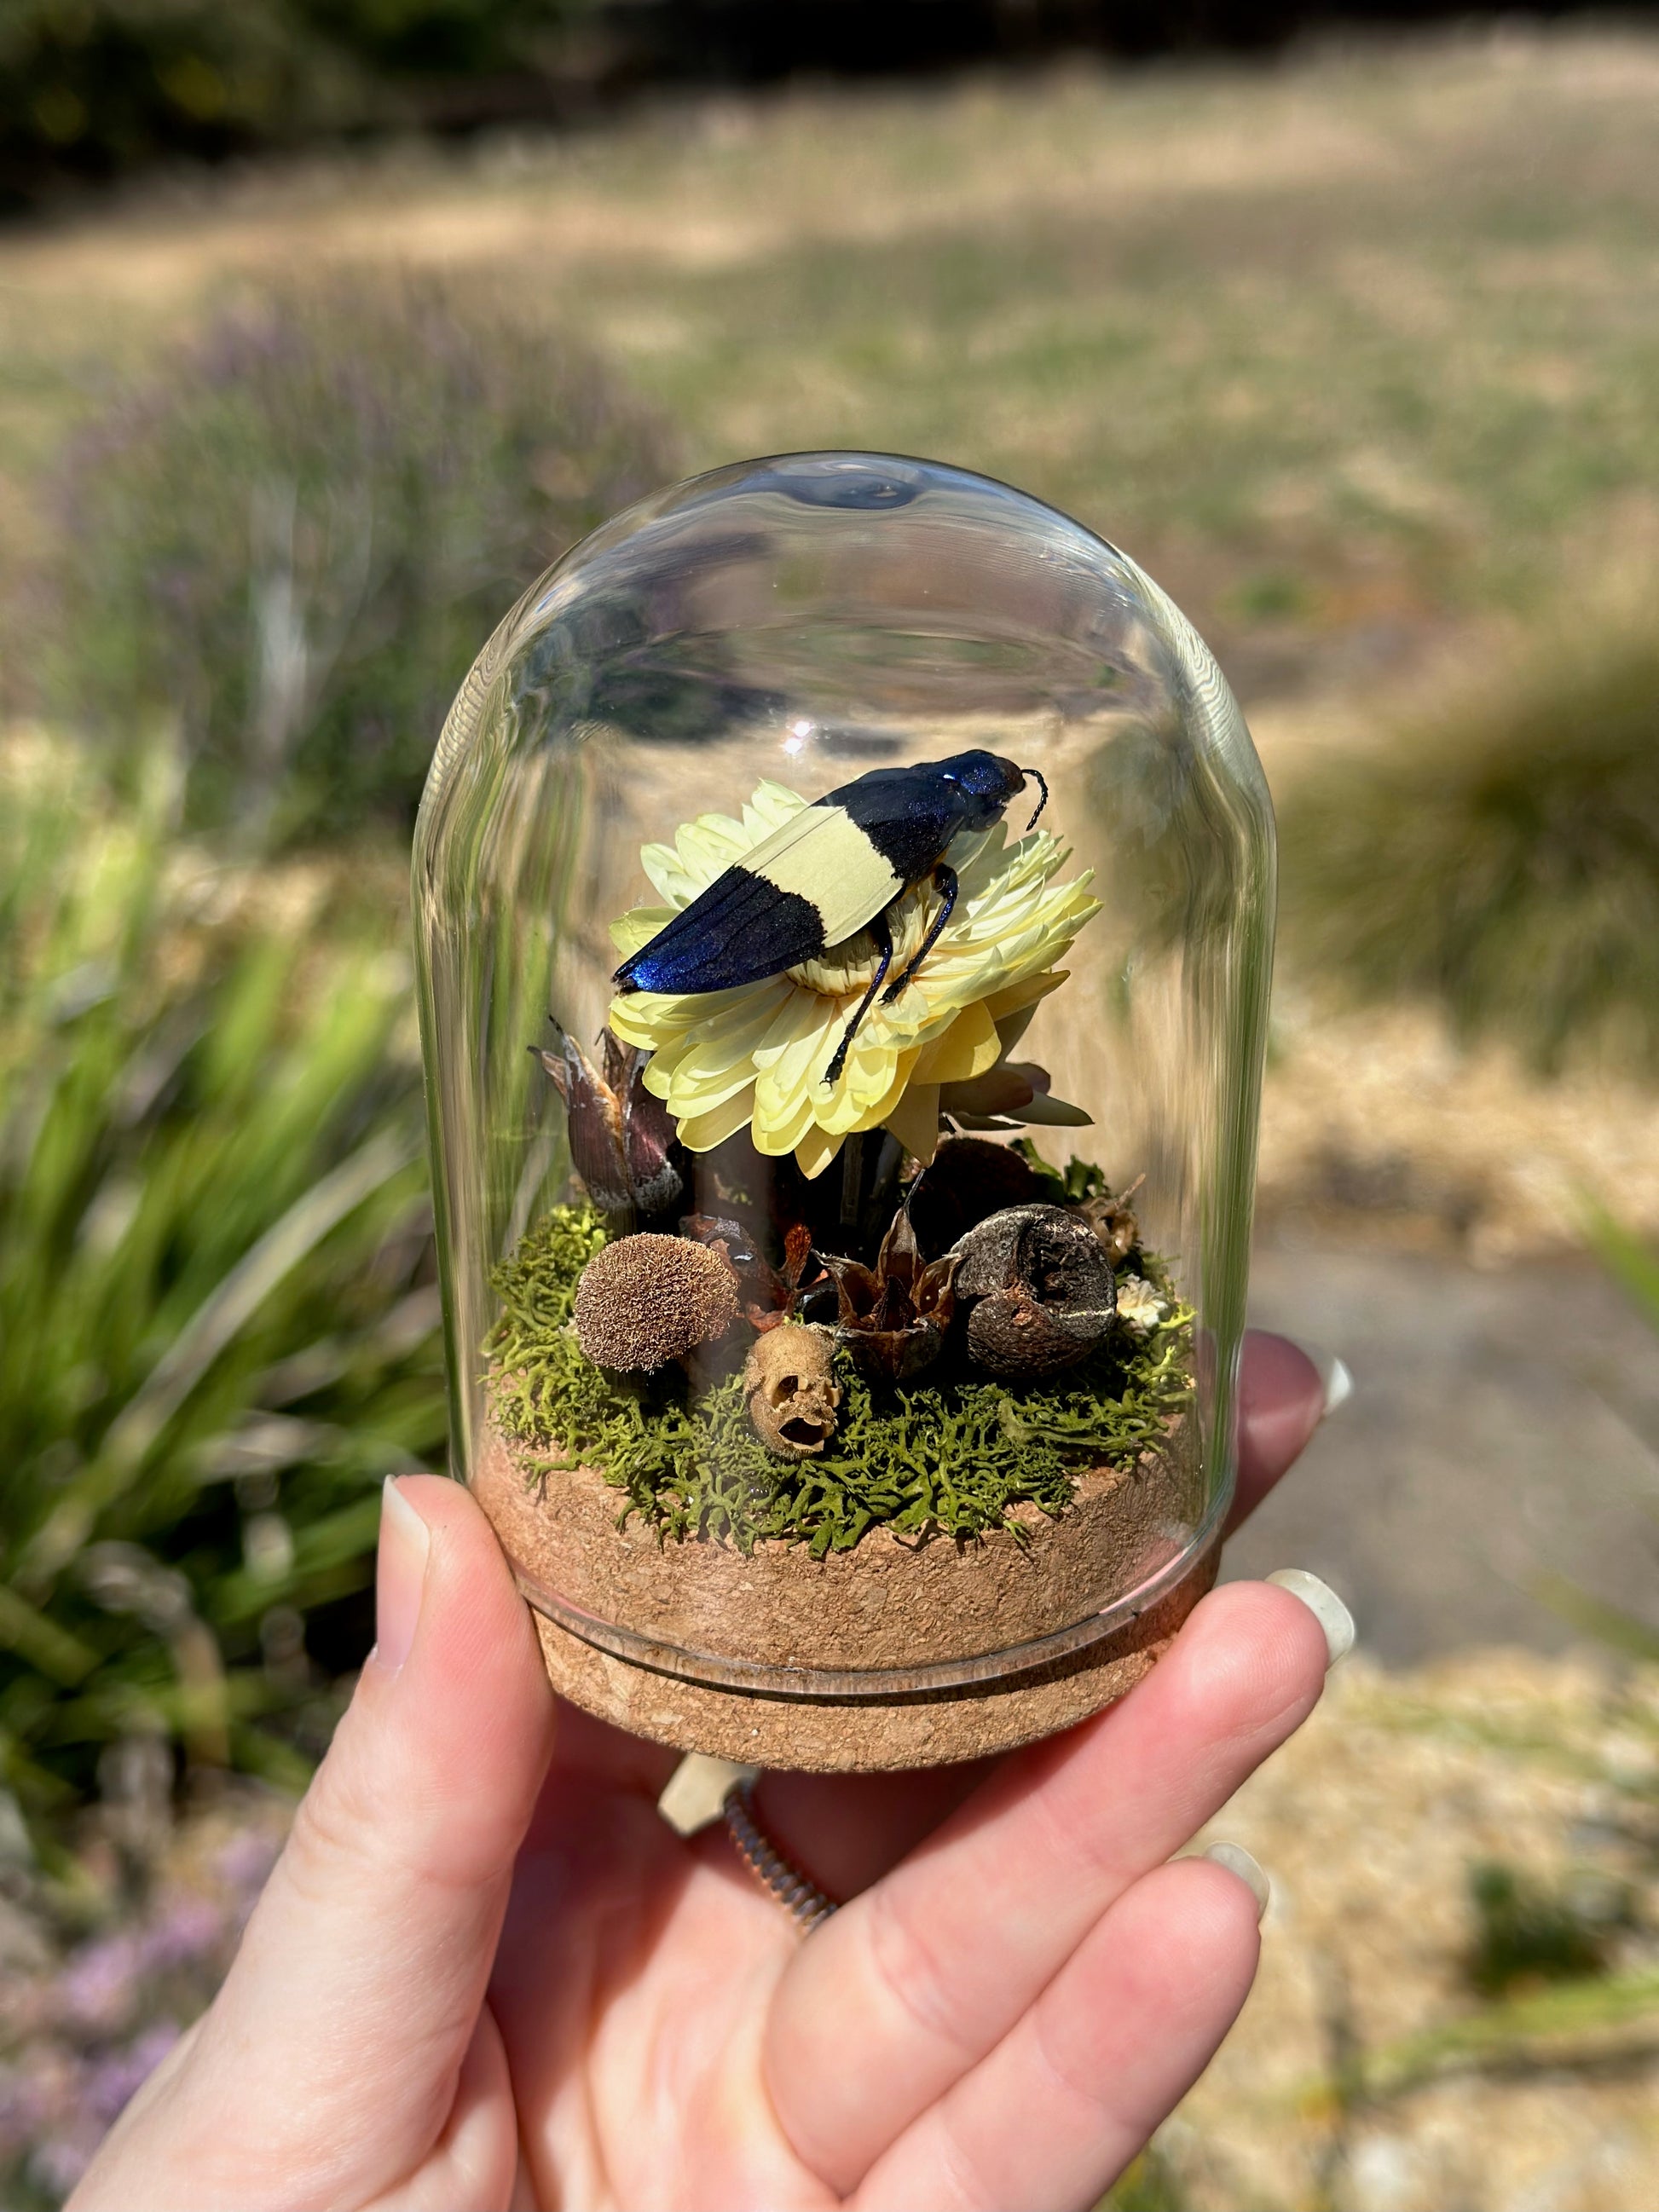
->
[743,1325,841,1458]
[573,1233,740,1371]
[906,1136,1045,1256]
[1076,1172,1146,1264]
[534,1023,680,1218]
[949,1204,1116,1378]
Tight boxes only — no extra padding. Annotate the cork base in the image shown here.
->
[525,1535,1218,1768]
[473,1405,1214,1770]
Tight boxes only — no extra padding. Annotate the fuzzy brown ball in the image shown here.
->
[574,1233,740,1371]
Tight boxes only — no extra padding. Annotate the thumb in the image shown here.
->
[83,1476,555,2209]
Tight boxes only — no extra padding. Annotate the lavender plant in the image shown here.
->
[0,1785,291,2207]
[39,274,674,842]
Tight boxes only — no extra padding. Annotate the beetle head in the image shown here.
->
[943,749,1049,832]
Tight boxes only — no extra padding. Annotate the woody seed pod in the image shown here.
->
[949,1203,1116,1379]
[743,1325,841,1458]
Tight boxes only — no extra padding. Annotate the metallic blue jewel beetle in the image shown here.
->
[613,750,1049,1082]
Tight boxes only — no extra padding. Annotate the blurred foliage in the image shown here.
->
[1463,1862,1627,1999]
[0,0,592,205]
[1279,627,1659,1076]
[1100,2146,1191,2210]
[39,274,675,844]
[0,731,444,1839]
[1533,1213,1659,1665]
[1589,1211,1659,1343]
[1334,1964,1659,2106]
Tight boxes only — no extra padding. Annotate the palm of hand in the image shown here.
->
[73,1334,1334,2212]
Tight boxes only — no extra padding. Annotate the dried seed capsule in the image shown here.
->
[818,1206,957,1381]
[743,1325,841,1458]
[949,1203,1116,1378]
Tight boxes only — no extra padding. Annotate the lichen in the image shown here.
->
[484,1200,1194,1558]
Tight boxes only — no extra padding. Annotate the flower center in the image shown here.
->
[787,879,939,1002]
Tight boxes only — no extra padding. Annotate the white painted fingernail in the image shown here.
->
[1267,1568,1356,1667]
[1287,1339,1354,1418]
[1319,1355,1354,1418]
[1203,1841,1270,1920]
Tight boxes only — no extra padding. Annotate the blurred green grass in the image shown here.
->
[1277,625,1659,1074]
[0,733,442,1834]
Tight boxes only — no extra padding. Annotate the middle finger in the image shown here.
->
[762,1577,1332,2198]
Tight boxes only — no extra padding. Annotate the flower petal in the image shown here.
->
[911,999,1002,1086]
[795,1123,846,1181]
[675,1085,760,1151]
[883,1081,941,1164]
[1009,1089,1093,1127]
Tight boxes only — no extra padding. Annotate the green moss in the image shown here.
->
[484,1202,1194,1557]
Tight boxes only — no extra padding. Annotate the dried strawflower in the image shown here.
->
[607,780,1099,1178]
[1076,1173,1145,1264]
[573,1233,739,1371]
[743,1325,841,1458]
[533,1021,680,1217]
[950,1204,1116,1378]
[818,1207,957,1381]
[1113,1274,1169,1337]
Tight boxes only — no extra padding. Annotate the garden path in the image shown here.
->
[1231,1239,1659,1664]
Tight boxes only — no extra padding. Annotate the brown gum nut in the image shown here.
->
[950,1204,1117,1376]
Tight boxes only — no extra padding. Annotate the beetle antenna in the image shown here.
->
[1019,765,1049,829]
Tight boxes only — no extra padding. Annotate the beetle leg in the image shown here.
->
[824,909,894,1085]
[880,863,957,1005]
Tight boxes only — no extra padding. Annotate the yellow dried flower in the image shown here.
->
[607,780,1100,1179]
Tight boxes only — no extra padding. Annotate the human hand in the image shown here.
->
[71,1330,1348,2212]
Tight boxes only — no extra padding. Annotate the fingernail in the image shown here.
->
[1288,1339,1353,1418]
[373,1476,431,1677]
[1202,1841,1271,1921]
[1319,1355,1354,1418]
[1267,1567,1356,1667]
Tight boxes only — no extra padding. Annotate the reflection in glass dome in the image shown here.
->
[413,453,1274,1769]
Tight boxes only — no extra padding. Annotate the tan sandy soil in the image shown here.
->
[1175,1649,1659,2212]
[475,1414,1201,1674]
[1257,994,1659,1263]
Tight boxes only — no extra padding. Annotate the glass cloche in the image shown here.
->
[413,453,1274,1770]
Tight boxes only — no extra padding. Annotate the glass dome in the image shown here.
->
[413,453,1274,1769]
